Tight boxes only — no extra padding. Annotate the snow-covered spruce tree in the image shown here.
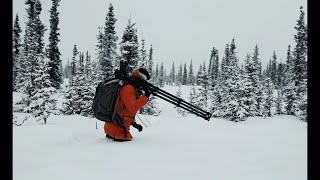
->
[104,4,118,73]
[196,64,202,85]
[283,45,292,86]
[293,6,308,121]
[169,62,176,85]
[154,63,159,85]
[210,82,223,117]
[182,62,187,85]
[70,44,78,85]
[79,56,95,117]
[220,44,230,82]
[283,6,307,120]
[221,39,249,121]
[13,13,22,91]
[262,78,274,117]
[84,51,95,85]
[139,93,159,115]
[252,45,264,115]
[208,46,219,88]
[15,0,46,110]
[189,86,197,105]
[188,60,194,85]
[148,44,153,80]
[243,45,264,117]
[62,59,71,80]
[159,62,165,87]
[139,37,148,68]
[277,61,286,89]
[28,57,58,124]
[195,61,209,111]
[243,53,258,116]
[297,79,307,121]
[211,45,229,118]
[275,90,283,115]
[270,51,278,87]
[63,47,80,115]
[120,19,139,71]
[47,0,62,90]
[176,84,186,116]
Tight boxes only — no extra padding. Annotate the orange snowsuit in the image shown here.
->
[104,82,149,141]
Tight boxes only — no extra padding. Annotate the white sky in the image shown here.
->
[13,0,307,72]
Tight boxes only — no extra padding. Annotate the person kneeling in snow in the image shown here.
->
[104,68,151,141]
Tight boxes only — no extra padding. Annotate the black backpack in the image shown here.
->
[92,78,123,123]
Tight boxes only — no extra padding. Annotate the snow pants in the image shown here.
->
[104,117,134,141]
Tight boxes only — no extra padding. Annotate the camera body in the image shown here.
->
[114,60,129,80]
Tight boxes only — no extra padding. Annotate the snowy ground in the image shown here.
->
[13,85,307,180]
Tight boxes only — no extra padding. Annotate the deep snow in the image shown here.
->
[13,85,307,180]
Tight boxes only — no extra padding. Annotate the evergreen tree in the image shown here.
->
[139,37,148,68]
[270,51,277,86]
[293,6,307,121]
[13,14,22,91]
[292,6,308,86]
[244,45,264,116]
[33,0,46,56]
[277,61,285,88]
[178,64,183,85]
[221,39,249,121]
[170,62,176,85]
[197,61,209,111]
[196,64,202,85]
[220,44,230,81]
[176,85,187,116]
[28,57,58,124]
[189,86,197,105]
[84,51,95,85]
[78,52,84,74]
[70,44,78,84]
[187,60,194,85]
[16,0,46,97]
[47,0,62,89]
[139,94,159,115]
[148,45,153,80]
[63,54,95,117]
[95,4,118,81]
[275,90,283,115]
[283,6,308,120]
[182,62,187,85]
[284,45,292,86]
[63,59,71,80]
[213,48,219,84]
[208,46,218,87]
[210,82,223,116]
[252,44,262,79]
[103,3,118,73]
[159,62,164,87]
[120,19,139,71]
[262,78,274,117]
[155,63,159,85]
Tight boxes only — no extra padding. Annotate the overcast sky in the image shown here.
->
[13,0,307,72]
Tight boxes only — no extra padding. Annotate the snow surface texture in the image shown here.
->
[13,85,307,180]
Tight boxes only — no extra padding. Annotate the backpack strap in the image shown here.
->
[111,87,127,138]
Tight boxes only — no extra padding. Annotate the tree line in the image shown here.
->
[12,1,307,123]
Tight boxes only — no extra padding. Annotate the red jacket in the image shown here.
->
[104,83,149,140]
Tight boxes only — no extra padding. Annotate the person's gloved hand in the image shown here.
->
[131,122,143,132]
[144,90,151,98]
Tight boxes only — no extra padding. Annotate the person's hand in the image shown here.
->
[131,122,143,132]
[144,90,151,98]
